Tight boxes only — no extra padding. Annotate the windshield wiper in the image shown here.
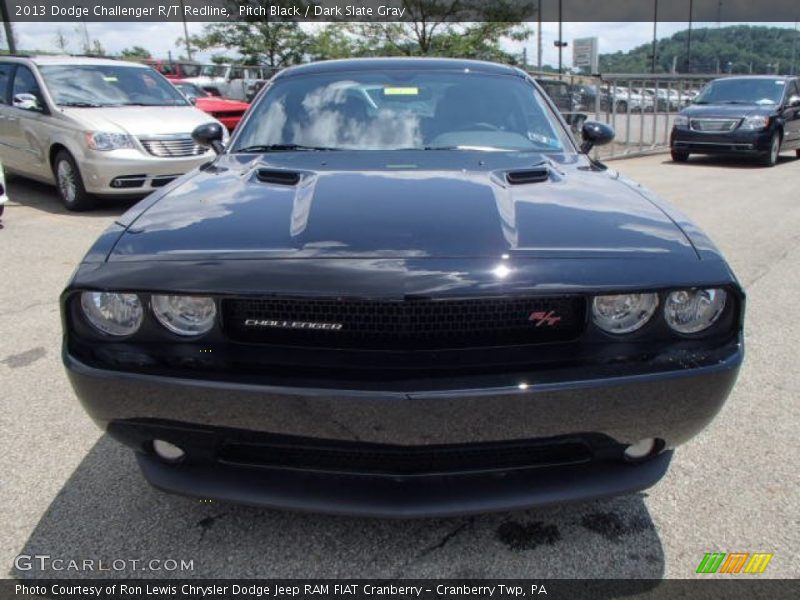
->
[58,101,105,107]
[235,144,340,153]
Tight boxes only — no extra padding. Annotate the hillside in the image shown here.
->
[598,25,799,75]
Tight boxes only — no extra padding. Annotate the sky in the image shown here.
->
[6,21,798,68]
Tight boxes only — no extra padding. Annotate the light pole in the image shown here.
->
[554,0,568,76]
[686,0,694,73]
[179,0,193,61]
[0,1,16,53]
[537,0,542,71]
[651,0,659,74]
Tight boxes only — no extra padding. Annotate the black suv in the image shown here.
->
[670,75,800,166]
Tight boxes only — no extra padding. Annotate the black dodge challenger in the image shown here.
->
[62,58,744,517]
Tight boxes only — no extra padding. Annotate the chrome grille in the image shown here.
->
[689,118,740,133]
[138,135,206,157]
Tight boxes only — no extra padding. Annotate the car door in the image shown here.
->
[0,63,16,166]
[5,65,50,175]
[781,79,800,149]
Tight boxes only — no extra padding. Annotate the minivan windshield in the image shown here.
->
[232,70,571,153]
[39,65,190,107]
[694,78,787,105]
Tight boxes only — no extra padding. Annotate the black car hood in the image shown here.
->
[680,103,777,118]
[110,151,696,261]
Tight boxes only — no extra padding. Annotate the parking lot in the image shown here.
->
[1,152,798,580]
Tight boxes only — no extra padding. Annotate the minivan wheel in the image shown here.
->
[760,132,781,167]
[671,148,689,162]
[54,151,95,211]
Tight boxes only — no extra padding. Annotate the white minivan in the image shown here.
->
[0,56,226,211]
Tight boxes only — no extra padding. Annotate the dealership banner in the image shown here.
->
[4,579,800,600]
[3,0,800,23]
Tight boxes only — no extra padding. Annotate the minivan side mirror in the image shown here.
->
[788,95,800,108]
[13,92,42,112]
[580,121,615,153]
[192,122,225,155]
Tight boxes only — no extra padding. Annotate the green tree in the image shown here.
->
[599,25,800,75]
[345,0,534,58]
[184,1,308,67]
[120,46,152,59]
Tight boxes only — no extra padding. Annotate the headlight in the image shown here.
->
[152,295,216,336]
[739,115,770,131]
[673,115,689,127]
[86,131,135,151]
[592,293,659,334]
[80,292,143,336]
[664,288,727,334]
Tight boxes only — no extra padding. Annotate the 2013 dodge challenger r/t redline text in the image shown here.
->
[61,58,744,517]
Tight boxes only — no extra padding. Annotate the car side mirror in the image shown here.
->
[188,96,197,106]
[788,95,800,108]
[580,121,615,153]
[192,122,225,155]
[13,92,42,112]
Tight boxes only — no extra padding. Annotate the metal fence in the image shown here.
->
[529,72,721,159]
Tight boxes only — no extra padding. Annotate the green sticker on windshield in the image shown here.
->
[384,87,418,96]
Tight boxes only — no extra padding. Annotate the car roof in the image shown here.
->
[714,75,796,81]
[13,55,148,68]
[277,57,522,79]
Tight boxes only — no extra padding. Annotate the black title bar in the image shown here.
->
[3,0,800,23]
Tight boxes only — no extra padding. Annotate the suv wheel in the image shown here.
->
[54,151,95,211]
[671,148,689,162]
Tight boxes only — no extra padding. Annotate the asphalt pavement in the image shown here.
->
[0,152,797,580]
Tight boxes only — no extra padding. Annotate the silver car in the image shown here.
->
[0,56,226,211]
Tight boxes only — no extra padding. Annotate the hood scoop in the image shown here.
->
[256,169,301,186]
[505,165,551,185]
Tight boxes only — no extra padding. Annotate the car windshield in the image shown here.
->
[174,82,206,100]
[39,65,190,107]
[232,70,571,153]
[694,78,786,105]
[200,65,225,77]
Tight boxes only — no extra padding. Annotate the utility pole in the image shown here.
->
[686,0,694,73]
[0,1,16,53]
[179,0,193,60]
[651,0,659,74]
[792,20,798,75]
[537,0,542,71]
[554,0,568,77]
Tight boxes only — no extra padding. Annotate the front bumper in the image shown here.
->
[64,340,742,516]
[79,150,213,196]
[671,127,774,155]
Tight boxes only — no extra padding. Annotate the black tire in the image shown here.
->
[795,148,800,158]
[760,132,781,167]
[671,148,689,162]
[53,150,95,211]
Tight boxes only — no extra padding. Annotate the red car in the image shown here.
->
[173,81,250,132]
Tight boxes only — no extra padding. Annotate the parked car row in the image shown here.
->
[536,78,702,115]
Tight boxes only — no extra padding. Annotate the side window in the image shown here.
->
[790,80,800,99]
[0,64,13,104]
[12,66,41,99]
[230,67,244,80]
